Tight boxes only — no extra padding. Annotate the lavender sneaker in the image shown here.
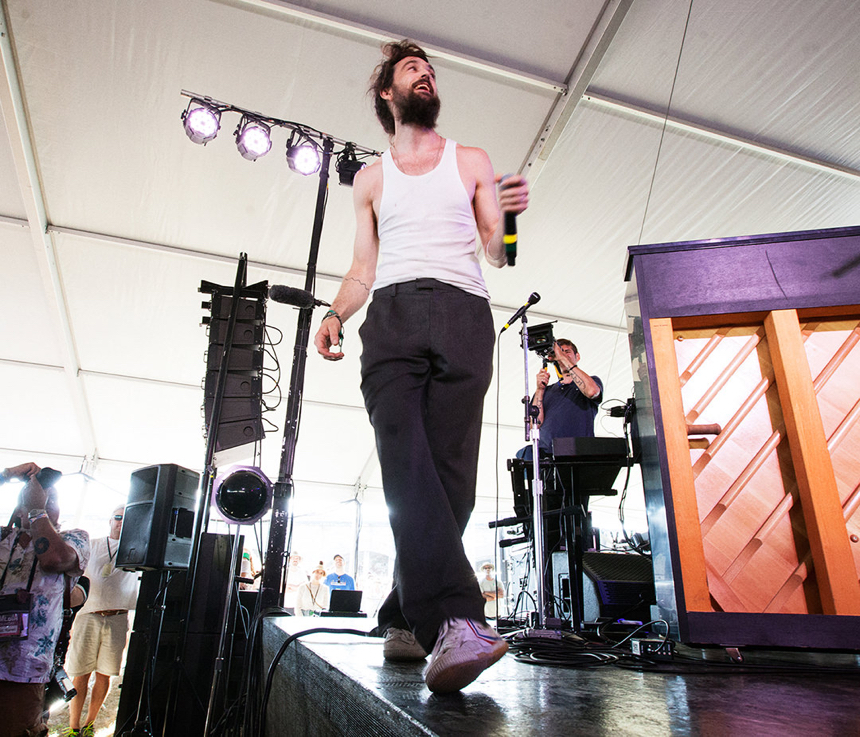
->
[424,618,508,693]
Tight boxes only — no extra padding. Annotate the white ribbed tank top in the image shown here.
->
[374,138,489,300]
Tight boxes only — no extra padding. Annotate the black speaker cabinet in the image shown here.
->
[116,464,199,571]
[553,551,655,624]
[115,533,245,737]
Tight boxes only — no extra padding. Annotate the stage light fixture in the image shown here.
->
[182,100,221,145]
[286,131,321,175]
[211,465,273,526]
[336,144,366,187]
[235,116,272,161]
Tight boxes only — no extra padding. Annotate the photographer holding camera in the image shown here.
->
[531,339,603,453]
[0,463,90,737]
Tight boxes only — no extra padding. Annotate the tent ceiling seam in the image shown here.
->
[584,91,860,181]
[0,3,98,456]
[46,225,626,332]
[221,0,566,93]
[520,0,635,180]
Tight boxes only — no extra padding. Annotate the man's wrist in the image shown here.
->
[321,309,343,329]
[28,508,49,522]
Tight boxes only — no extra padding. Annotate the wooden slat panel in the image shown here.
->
[764,309,860,614]
[650,317,712,612]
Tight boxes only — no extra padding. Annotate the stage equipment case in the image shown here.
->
[625,225,860,648]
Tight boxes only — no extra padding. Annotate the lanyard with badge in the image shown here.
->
[0,532,38,640]
[102,536,118,578]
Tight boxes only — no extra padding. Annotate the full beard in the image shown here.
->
[392,87,441,130]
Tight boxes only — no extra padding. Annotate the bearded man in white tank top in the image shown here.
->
[314,40,529,693]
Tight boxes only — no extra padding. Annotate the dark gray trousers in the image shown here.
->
[359,279,495,651]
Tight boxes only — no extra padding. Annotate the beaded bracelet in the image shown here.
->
[321,309,343,329]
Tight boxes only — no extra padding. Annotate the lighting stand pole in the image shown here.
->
[260,137,334,610]
[520,315,551,629]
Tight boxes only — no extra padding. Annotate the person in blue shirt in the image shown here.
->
[324,555,355,591]
[533,339,602,451]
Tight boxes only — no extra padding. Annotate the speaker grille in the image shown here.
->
[582,552,653,583]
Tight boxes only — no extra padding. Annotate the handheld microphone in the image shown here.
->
[268,285,329,309]
[500,292,540,332]
[499,174,518,267]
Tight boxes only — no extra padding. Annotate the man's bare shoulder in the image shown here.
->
[455,143,492,165]
[353,157,383,202]
[455,144,494,182]
[356,157,383,184]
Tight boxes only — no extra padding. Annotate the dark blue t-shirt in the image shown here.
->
[538,375,603,451]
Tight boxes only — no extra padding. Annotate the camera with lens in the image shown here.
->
[45,660,76,703]
[35,467,62,488]
[526,322,556,358]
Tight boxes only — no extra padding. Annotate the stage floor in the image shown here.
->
[263,617,860,736]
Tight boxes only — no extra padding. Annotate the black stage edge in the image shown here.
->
[262,618,860,736]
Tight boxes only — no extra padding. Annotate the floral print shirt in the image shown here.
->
[0,526,90,683]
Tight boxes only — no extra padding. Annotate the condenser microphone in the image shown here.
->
[500,292,540,332]
[499,174,518,267]
[268,285,329,309]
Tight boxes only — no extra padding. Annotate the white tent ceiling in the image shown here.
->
[1,0,859,533]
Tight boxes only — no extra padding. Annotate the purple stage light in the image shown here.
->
[286,130,321,176]
[183,103,221,145]
[236,120,272,161]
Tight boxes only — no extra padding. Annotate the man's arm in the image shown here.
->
[313,163,380,360]
[465,147,529,268]
[1,462,40,482]
[564,366,601,400]
[551,343,601,399]
[532,367,551,427]
[23,478,81,574]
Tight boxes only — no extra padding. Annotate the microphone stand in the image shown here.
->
[260,137,335,609]
[519,315,551,630]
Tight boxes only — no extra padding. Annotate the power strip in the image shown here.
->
[631,638,675,660]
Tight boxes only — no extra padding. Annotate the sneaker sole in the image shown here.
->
[425,639,508,693]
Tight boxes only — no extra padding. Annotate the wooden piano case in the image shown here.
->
[625,225,860,648]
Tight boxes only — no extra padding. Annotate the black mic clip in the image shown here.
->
[500,292,540,333]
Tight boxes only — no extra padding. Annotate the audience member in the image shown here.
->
[0,463,89,737]
[478,563,504,619]
[324,555,355,591]
[284,553,309,615]
[65,506,139,736]
[295,562,330,616]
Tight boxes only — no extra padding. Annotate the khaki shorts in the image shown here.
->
[64,612,130,677]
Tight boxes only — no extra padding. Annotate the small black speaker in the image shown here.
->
[116,463,199,571]
[582,551,654,622]
[552,551,655,625]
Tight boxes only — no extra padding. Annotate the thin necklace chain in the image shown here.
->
[391,135,444,172]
